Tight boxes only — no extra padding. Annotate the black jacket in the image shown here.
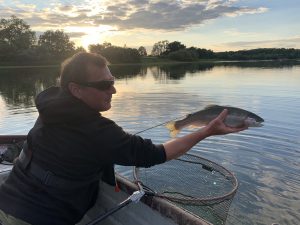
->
[0,87,166,225]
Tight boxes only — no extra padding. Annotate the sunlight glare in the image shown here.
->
[65,25,116,50]
[0,96,7,124]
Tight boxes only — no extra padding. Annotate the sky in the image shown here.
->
[0,0,299,52]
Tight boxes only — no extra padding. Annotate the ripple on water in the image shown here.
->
[0,106,37,134]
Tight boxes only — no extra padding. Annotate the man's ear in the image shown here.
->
[68,82,82,99]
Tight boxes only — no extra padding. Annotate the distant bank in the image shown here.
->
[0,57,299,68]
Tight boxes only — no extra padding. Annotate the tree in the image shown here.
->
[165,41,185,55]
[37,30,75,59]
[89,44,104,54]
[0,16,36,60]
[151,40,169,56]
[168,49,198,61]
[74,46,86,53]
[89,42,112,54]
[138,46,147,56]
[100,46,141,63]
[196,48,215,59]
[103,41,112,48]
[89,43,141,63]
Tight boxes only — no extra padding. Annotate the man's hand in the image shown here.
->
[164,109,248,161]
[205,109,248,136]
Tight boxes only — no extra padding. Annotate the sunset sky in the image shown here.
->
[0,0,299,52]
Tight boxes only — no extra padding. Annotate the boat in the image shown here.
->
[0,135,212,225]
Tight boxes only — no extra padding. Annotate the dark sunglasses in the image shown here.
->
[77,78,115,91]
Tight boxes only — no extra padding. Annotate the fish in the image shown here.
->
[166,105,264,137]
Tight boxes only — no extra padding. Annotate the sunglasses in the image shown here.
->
[77,78,115,91]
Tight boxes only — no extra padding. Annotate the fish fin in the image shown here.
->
[165,122,180,138]
[204,104,220,109]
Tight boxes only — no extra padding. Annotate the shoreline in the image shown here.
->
[0,58,299,68]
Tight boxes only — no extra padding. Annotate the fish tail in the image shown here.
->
[166,121,180,137]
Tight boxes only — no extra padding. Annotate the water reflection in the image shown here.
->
[152,63,214,79]
[1,60,299,107]
[0,67,59,107]
[216,59,300,69]
[0,61,300,224]
[109,64,146,79]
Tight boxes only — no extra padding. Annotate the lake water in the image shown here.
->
[0,61,300,225]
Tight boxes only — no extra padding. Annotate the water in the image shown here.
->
[0,61,300,225]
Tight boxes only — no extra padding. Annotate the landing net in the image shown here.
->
[133,153,238,225]
[0,142,23,164]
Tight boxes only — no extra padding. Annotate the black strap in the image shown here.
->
[18,141,31,170]
[18,149,102,189]
[17,137,115,188]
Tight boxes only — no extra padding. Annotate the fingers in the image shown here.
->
[207,109,249,136]
[217,109,228,121]
[228,125,249,133]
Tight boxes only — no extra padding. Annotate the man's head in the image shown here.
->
[60,52,116,112]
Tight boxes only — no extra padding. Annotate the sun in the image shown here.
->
[65,25,116,50]
[81,33,103,50]
[81,25,116,50]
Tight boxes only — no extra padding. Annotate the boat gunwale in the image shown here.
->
[116,174,212,225]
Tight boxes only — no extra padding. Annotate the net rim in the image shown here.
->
[133,152,239,204]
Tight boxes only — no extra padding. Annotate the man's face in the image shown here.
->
[78,64,116,111]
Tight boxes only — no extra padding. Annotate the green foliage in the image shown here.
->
[157,40,299,62]
[74,46,87,53]
[0,40,14,60]
[89,42,141,63]
[168,49,199,61]
[215,48,300,60]
[0,16,79,63]
[196,48,215,59]
[89,44,104,53]
[0,16,36,61]
[151,40,169,56]
[138,46,147,56]
[37,30,75,60]
[152,40,215,61]
[165,41,186,55]
[88,42,112,53]
[100,46,141,63]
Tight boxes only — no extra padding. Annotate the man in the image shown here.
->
[0,52,247,225]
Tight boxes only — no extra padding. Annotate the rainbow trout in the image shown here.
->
[166,105,264,137]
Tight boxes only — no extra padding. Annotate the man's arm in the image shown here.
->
[163,109,247,161]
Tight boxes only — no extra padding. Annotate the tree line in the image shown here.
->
[151,40,300,61]
[0,16,144,64]
[0,16,80,63]
[1,16,299,65]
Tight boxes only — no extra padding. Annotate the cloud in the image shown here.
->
[224,6,268,17]
[94,1,268,30]
[58,5,74,12]
[0,0,268,31]
[67,31,87,38]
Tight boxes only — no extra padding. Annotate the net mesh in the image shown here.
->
[134,153,238,225]
[0,142,23,163]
